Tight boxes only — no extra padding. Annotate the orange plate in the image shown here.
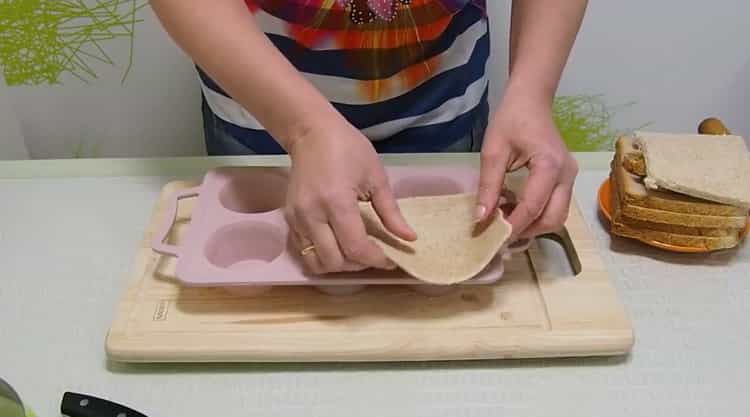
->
[597,178,750,253]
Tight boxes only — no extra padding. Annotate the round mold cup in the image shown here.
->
[392,175,464,199]
[409,284,457,297]
[222,285,273,297]
[315,284,368,296]
[474,260,506,285]
[204,221,285,296]
[410,258,508,295]
[508,238,532,253]
[219,169,288,214]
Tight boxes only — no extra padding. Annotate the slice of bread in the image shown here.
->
[614,136,747,217]
[635,131,750,209]
[617,198,748,228]
[610,215,742,251]
[615,215,740,237]
[610,173,743,250]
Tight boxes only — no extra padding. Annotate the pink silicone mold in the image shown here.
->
[152,166,530,295]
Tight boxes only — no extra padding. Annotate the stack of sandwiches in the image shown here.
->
[608,129,750,251]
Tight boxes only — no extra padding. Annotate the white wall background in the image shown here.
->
[2,1,749,159]
[0,73,28,160]
[559,1,750,139]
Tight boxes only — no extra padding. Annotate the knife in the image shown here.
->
[61,392,148,417]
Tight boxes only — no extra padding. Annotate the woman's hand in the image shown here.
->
[285,118,417,274]
[476,92,578,240]
[472,0,586,239]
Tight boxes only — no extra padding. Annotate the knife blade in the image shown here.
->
[61,392,148,417]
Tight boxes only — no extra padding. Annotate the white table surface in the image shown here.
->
[1,154,748,417]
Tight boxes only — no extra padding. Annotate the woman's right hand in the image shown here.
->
[284,119,417,274]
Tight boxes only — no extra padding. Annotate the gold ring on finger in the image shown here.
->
[300,244,316,256]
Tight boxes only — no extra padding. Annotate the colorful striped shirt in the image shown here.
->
[199,0,490,153]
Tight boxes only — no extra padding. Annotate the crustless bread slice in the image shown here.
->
[635,131,750,209]
[359,193,513,285]
[614,136,748,217]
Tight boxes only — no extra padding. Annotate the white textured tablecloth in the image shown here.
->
[1,170,748,417]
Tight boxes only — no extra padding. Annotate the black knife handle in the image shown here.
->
[61,392,148,417]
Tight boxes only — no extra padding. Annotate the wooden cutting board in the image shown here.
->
[106,176,634,363]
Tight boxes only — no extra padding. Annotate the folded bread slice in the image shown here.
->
[634,131,750,209]
[359,193,513,285]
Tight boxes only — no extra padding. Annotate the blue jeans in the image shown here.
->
[202,96,489,155]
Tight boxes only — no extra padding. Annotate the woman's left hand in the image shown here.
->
[476,92,578,240]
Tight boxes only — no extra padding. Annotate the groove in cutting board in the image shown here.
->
[106,175,634,362]
[526,254,553,331]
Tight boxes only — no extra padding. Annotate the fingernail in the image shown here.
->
[474,205,486,222]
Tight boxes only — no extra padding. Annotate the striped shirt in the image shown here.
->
[199,0,490,153]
